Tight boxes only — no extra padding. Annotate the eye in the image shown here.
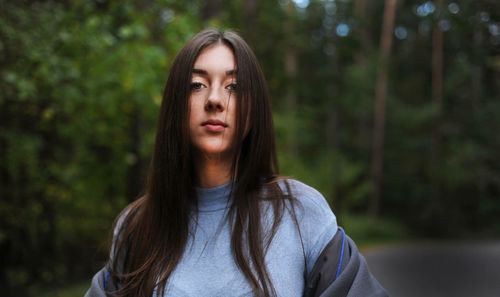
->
[225,83,238,92]
[190,82,205,91]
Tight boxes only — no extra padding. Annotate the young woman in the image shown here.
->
[86,29,386,297]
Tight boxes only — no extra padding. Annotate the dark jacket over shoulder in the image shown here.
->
[304,228,388,297]
[85,227,388,297]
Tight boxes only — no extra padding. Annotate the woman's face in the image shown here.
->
[189,44,238,160]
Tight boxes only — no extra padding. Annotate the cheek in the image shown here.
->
[188,101,199,137]
[228,96,238,122]
[188,98,200,123]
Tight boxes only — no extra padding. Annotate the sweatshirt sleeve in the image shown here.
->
[84,267,110,297]
[109,207,130,263]
[286,179,338,274]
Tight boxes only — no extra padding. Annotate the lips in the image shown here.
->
[201,119,228,132]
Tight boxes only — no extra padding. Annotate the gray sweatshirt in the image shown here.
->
[85,179,341,296]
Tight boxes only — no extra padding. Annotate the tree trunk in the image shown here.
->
[370,0,397,217]
[284,3,298,155]
[127,108,143,202]
[354,0,373,153]
[200,0,222,22]
[326,105,343,211]
[354,0,373,63]
[472,10,483,109]
[430,0,444,204]
[243,0,258,42]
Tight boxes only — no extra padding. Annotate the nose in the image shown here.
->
[204,87,226,112]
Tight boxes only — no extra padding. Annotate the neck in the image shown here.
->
[194,154,233,188]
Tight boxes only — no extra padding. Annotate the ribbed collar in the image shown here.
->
[195,182,233,212]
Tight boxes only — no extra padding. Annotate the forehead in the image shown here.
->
[193,44,236,71]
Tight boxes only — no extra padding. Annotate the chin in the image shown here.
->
[194,144,235,159]
[201,148,231,156]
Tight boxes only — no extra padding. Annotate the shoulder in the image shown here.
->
[277,178,334,218]
[274,178,337,235]
[275,178,338,271]
[112,199,140,236]
[109,198,143,261]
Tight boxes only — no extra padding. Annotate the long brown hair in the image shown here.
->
[110,28,293,297]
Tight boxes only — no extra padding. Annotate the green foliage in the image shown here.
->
[1,0,499,293]
[36,281,89,297]
[340,213,410,247]
[0,0,201,292]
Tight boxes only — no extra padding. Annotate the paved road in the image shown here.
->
[363,240,500,297]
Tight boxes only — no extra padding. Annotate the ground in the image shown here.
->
[364,240,500,297]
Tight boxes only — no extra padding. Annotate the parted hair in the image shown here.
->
[109,28,297,297]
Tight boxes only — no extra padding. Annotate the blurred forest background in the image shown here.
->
[1,0,499,295]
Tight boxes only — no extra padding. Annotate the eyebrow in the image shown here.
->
[192,68,237,76]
